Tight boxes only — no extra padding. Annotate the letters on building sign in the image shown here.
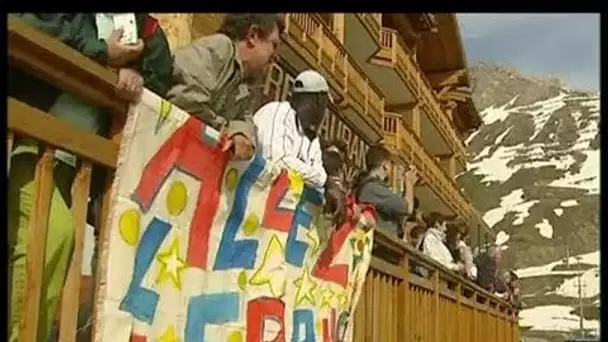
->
[263,62,370,183]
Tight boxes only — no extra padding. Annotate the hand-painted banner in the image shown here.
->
[95,90,375,342]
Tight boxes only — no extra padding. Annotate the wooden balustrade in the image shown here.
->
[7,17,514,342]
[7,17,127,342]
[383,112,474,224]
[353,229,519,342]
[284,13,385,129]
[378,27,467,159]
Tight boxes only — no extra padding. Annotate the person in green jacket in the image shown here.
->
[7,13,173,342]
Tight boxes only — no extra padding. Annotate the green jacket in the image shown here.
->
[8,13,174,110]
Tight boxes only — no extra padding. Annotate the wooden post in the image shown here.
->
[456,283,462,342]
[400,253,410,340]
[412,104,421,138]
[433,270,440,342]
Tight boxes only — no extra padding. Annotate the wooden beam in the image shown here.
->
[437,85,452,99]
[426,69,466,89]
[439,86,471,102]
[8,97,119,168]
[385,101,419,114]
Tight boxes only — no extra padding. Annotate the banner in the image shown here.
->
[95,90,375,342]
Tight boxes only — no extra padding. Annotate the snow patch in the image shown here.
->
[495,231,510,245]
[482,189,538,227]
[494,127,512,144]
[534,219,554,239]
[516,251,599,278]
[481,95,519,125]
[519,305,599,333]
[560,199,579,207]
[553,208,563,216]
[554,268,600,299]
[549,150,600,194]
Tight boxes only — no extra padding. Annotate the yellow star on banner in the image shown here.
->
[306,227,320,255]
[293,265,318,307]
[336,291,349,311]
[158,325,181,342]
[155,98,173,133]
[156,238,187,290]
[287,171,304,196]
[249,235,286,297]
[320,285,335,309]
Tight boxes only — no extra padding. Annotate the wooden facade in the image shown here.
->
[7,14,517,342]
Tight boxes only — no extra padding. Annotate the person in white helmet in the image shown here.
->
[253,69,331,190]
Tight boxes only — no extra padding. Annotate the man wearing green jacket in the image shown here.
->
[7,13,173,342]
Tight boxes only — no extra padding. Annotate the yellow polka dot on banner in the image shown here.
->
[119,209,140,246]
[166,180,188,216]
[225,168,239,192]
[227,330,243,342]
[237,271,248,291]
[242,214,260,236]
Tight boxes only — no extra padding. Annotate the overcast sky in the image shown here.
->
[457,13,600,92]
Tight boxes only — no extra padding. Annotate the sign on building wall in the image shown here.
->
[263,61,371,184]
[95,90,375,341]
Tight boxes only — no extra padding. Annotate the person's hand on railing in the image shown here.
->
[115,68,144,102]
[107,28,144,67]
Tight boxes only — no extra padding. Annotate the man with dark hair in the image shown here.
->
[253,69,330,190]
[355,145,418,239]
[168,13,284,161]
[420,211,465,272]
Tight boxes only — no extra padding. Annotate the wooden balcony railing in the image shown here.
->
[383,112,474,224]
[379,27,467,160]
[8,17,127,342]
[354,229,519,342]
[285,13,385,131]
[8,17,512,342]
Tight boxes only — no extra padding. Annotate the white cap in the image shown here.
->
[293,70,330,94]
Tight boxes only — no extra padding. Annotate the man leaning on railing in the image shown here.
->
[7,13,173,342]
[167,13,284,161]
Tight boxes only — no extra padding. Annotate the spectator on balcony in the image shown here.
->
[474,245,503,292]
[318,140,348,241]
[8,13,173,342]
[354,145,417,239]
[253,70,330,191]
[508,271,522,311]
[409,223,427,250]
[168,13,284,161]
[420,212,465,273]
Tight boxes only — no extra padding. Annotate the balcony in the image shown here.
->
[383,112,474,225]
[283,13,385,141]
[354,13,382,42]
[376,27,467,163]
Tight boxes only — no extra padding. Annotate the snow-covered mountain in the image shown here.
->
[459,63,600,340]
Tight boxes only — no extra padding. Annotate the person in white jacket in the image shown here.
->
[421,212,465,273]
[253,70,331,191]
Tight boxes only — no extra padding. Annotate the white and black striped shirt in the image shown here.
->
[253,101,327,190]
